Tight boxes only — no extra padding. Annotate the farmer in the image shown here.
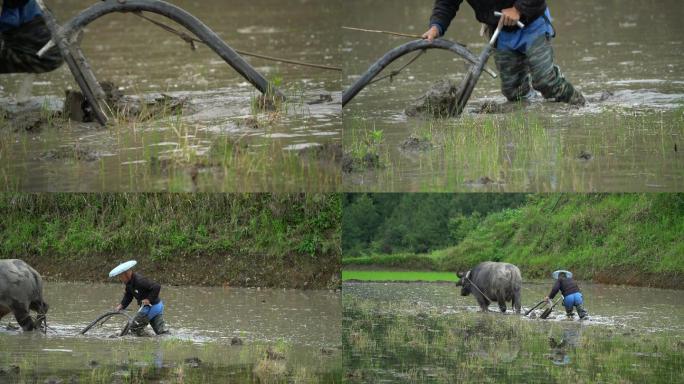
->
[109,260,170,336]
[422,0,585,106]
[1,0,63,73]
[545,270,588,319]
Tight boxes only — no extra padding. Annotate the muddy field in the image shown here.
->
[0,0,342,192]
[343,282,684,383]
[342,0,684,192]
[0,282,342,383]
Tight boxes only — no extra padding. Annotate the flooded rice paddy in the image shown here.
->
[0,0,341,192]
[342,0,684,192]
[343,282,684,383]
[0,282,341,383]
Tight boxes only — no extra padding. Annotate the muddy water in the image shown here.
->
[343,282,684,383]
[2,0,341,94]
[343,282,684,333]
[343,0,684,192]
[0,0,341,192]
[0,282,341,382]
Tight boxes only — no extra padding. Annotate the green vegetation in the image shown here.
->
[344,295,684,383]
[342,270,458,282]
[343,194,527,255]
[342,115,389,172]
[0,193,341,288]
[343,194,684,288]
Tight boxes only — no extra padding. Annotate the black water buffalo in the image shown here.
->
[456,262,522,313]
[0,259,49,331]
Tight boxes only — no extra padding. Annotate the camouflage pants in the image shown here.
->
[129,311,169,336]
[0,17,63,74]
[494,34,576,102]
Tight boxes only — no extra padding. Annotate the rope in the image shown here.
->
[463,276,495,304]
[342,26,424,40]
[342,26,471,49]
[134,12,341,71]
[368,49,425,85]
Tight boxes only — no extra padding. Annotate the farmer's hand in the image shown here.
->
[500,7,521,27]
[545,296,551,303]
[115,304,123,311]
[422,26,440,42]
[142,299,151,306]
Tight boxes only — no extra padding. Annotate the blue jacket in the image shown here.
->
[1,0,42,32]
[497,7,554,53]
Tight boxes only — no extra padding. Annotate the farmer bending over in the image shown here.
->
[110,260,170,336]
[546,271,588,320]
[422,0,585,106]
[1,0,62,73]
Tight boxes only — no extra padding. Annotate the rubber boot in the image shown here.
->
[567,88,586,106]
[565,308,574,320]
[576,305,588,320]
[150,314,169,335]
[130,311,150,336]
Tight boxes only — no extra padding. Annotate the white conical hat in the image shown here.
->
[552,270,573,280]
[109,260,137,278]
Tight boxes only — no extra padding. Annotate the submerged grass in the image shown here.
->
[343,295,684,383]
[0,80,340,192]
[0,336,341,384]
[343,114,390,172]
[344,108,684,192]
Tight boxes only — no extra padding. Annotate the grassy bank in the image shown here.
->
[343,194,684,289]
[343,296,683,383]
[342,270,457,282]
[0,193,341,289]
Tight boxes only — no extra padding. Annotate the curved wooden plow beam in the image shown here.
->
[60,0,284,99]
[80,311,133,337]
[342,39,496,107]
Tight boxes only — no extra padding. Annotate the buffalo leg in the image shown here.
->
[11,302,35,331]
[477,297,490,312]
[513,290,522,314]
[0,305,11,320]
[497,295,507,313]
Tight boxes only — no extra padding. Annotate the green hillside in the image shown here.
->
[344,194,684,288]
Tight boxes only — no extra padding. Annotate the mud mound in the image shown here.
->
[399,135,433,152]
[405,79,464,118]
[342,152,381,173]
[63,81,187,123]
[477,100,528,114]
[463,176,504,187]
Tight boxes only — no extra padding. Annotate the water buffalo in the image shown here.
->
[456,262,522,313]
[0,259,49,331]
